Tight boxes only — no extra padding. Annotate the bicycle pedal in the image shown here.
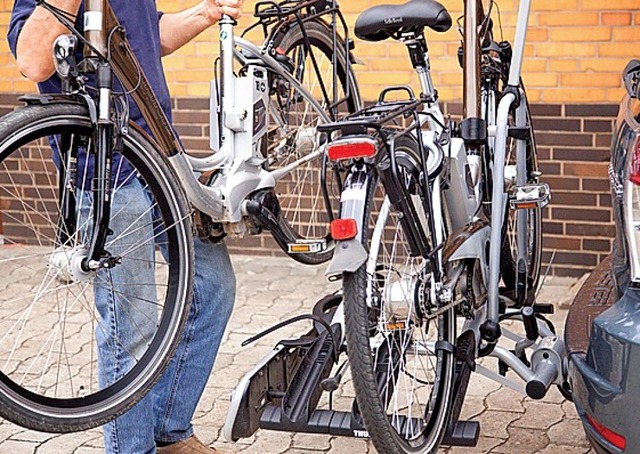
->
[287,239,327,254]
[509,183,550,209]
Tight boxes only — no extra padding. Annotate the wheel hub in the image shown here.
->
[383,272,428,322]
[48,246,93,284]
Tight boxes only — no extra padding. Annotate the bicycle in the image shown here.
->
[325,0,566,451]
[225,0,567,452]
[0,0,360,432]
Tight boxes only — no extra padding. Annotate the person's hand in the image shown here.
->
[203,0,244,24]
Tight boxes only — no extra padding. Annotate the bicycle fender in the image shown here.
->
[20,93,98,125]
[325,162,375,277]
[444,218,491,283]
[19,93,85,106]
[325,239,368,277]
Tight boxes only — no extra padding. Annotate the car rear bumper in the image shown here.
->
[566,255,640,453]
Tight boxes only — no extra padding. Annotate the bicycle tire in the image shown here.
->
[265,20,360,265]
[498,91,542,302]
[343,136,457,453]
[0,102,193,432]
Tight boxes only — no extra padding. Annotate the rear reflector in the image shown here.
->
[327,138,376,161]
[585,413,626,450]
[330,219,358,240]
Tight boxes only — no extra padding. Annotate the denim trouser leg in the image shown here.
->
[81,180,236,453]
[152,238,236,444]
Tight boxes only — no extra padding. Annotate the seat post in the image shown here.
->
[463,0,481,122]
[401,32,436,101]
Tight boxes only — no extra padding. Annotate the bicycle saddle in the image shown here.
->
[355,0,452,42]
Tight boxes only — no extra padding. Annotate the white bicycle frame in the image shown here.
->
[167,15,356,228]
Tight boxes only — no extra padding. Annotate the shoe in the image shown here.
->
[156,436,228,454]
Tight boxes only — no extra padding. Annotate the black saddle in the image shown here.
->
[355,0,452,42]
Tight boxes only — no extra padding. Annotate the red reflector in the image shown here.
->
[585,413,626,450]
[630,140,640,186]
[327,140,376,161]
[330,219,358,240]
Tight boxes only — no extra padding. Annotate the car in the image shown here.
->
[565,59,640,454]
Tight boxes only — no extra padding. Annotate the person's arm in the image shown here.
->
[158,0,243,57]
[15,0,83,82]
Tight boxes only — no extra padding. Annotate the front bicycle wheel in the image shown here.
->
[265,20,360,264]
[0,103,193,432]
[344,137,456,454]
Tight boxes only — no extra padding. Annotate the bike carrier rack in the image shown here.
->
[223,293,480,447]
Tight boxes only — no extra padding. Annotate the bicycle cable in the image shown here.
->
[37,0,107,61]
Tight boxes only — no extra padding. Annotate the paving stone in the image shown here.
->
[0,439,39,451]
[543,385,569,405]
[562,400,582,420]
[0,255,591,453]
[10,429,58,443]
[516,401,565,430]
[328,436,372,453]
[492,426,550,453]
[485,387,525,413]
[0,422,26,441]
[474,410,522,439]
[443,436,505,453]
[536,444,592,454]
[465,373,502,397]
[547,418,591,447]
[36,433,98,454]
[458,395,485,420]
[291,433,332,450]
[237,430,292,453]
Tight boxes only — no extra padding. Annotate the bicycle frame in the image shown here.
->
[83,0,360,228]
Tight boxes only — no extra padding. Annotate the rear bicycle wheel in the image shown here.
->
[265,20,360,264]
[0,103,193,432]
[344,137,456,453]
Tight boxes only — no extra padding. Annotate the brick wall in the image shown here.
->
[0,0,630,276]
[0,93,613,277]
[1,1,639,103]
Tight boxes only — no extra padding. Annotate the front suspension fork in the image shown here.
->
[84,63,115,268]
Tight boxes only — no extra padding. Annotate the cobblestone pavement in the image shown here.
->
[0,254,595,454]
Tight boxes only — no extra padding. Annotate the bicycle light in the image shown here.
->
[327,137,377,161]
[53,34,78,79]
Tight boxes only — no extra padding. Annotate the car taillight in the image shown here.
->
[327,137,376,161]
[330,218,358,240]
[585,413,626,450]
[624,138,640,280]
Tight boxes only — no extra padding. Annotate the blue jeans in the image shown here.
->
[80,178,236,454]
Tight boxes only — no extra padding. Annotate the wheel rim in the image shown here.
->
[0,114,190,424]
[348,147,455,451]
[366,196,454,450]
